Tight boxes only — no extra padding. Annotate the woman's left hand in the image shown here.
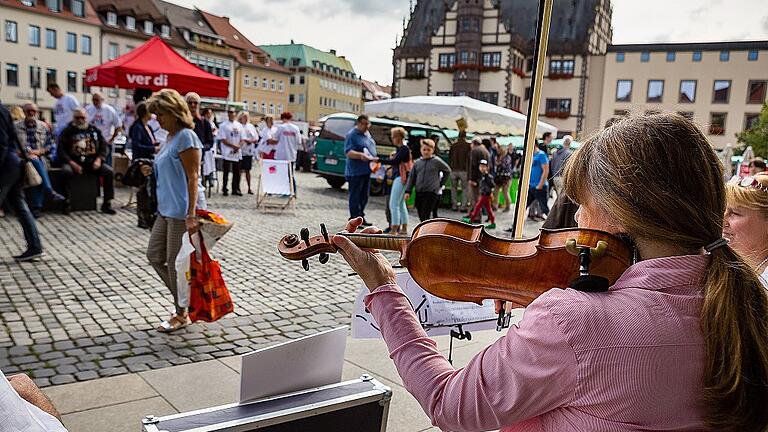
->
[185,216,199,234]
[333,217,397,291]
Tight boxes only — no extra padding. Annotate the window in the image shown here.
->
[666,52,675,62]
[458,51,477,65]
[481,52,502,68]
[524,86,531,101]
[290,76,296,85]
[646,80,664,102]
[252,101,258,112]
[747,80,767,104]
[278,104,283,113]
[5,21,18,43]
[616,79,632,102]
[269,103,275,115]
[525,58,533,72]
[81,35,91,55]
[458,16,480,32]
[510,94,521,111]
[28,25,40,46]
[45,68,56,87]
[21,0,35,5]
[640,51,650,62]
[125,16,135,30]
[289,94,295,103]
[692,51,702,62]
[81,75,89,93]
[278,80,284,92]
[745,113,760,130]
[615,52,625,62]
[438,53,455,69]
[29,66,40,88]
[243,74,249,87]
[299,75,305,85]
[436,91,453,96]
[45,0,59,12]
[719,50,729,62]
[679,80,696,103]
[126,45,134,52]
[106,12,117,26]
[549,59,575,76]
[298,94,305,104]
[45,28,56,49]
[748,50,759,61]
[262,78,268,89]
[545,98,571,116]
[67,71,77,92]
[405,62,425,78]
[269,79,275,90]
[242,100,248,109]
[66,32,76,53]
[709,112,726,135]
[713,80,731,103]
[71,0,84,17]
[143,21,153,35]
[5,63,18,86]
[291,58,300,67]
[161,25,170,38]
[108,42,118,60]
[478,92,498,105]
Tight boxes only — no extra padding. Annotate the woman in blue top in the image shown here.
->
[378,127,411,235]
[145,89,205,333]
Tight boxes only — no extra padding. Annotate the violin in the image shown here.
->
[278,218,632,308]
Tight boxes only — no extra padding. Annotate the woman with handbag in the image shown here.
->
[378,127,412,235]
[145,89,206,333]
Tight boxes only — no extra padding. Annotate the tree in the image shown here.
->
[736,103,768,158]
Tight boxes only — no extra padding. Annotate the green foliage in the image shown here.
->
[736,103,768,158]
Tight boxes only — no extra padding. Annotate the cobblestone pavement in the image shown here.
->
[0,170,541,387]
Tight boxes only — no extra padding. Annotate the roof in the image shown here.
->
[608,40,768,53]
[362,80,392,100]
[153,0,221,40]
[0,0,101,26]
[260,43,356,74]
[88,0,187,47]
[399,0,600,55]
[199,11,290,74]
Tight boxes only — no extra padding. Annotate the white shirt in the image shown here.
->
[0,370,68,432]
[240,122,259,157]
[274,122,302,161]
[761,266,768,289]
[217,120,243,162]
[257,125,277,158]
[86,103,121,142]
[53,93,80,135]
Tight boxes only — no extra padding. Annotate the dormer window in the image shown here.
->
[125,16,135,30]
[106,12,117,26]
[143,21,153,35]
[70,0,84,17]
[161,24,170,38]
[183,30,190,41]
[246,51,253,63]
[46,0,60,12]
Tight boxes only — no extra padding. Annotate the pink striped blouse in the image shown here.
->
[364,255,710,431]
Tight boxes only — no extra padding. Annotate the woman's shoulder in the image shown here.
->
[175,128,202,147]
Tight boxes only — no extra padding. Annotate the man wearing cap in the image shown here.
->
[217,108,244,196]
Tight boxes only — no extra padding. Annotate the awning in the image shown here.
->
[85,36,229,98]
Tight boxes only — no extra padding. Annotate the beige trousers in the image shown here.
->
[147,215,188,315]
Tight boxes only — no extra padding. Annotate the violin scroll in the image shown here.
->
[278,224,338,270]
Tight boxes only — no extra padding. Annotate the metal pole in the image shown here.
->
[511,0,553,239]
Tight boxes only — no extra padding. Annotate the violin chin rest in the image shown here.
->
[568,275,609,293]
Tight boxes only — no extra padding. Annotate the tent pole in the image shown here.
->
[511,0,553,239]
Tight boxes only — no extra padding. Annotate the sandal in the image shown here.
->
[157,314,190,333]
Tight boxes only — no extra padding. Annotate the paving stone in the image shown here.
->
[100,367,128,377]
[11,355,38,365]
[50,375,76,385]
[31,368,56,378]
[75,370,99,381]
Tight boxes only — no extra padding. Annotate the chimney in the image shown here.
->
[330,49,337,55]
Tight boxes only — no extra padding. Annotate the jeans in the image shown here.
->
[0,161,42,252]
[450,170,469,209]
[27,158,54,210]
[389,178,409,226]
[415,191,439,222]
[527,186,550,216]
[222,160,241,193]
[61,162,115,202]
[346,174,370,219]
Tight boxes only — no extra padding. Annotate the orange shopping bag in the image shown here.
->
[188,232,234,322]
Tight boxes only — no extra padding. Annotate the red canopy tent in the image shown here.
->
[85,36,229,98]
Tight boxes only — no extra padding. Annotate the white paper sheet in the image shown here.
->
[0,370,67,432]
[351,271,501,339]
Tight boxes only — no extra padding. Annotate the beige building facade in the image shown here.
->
[0,0,101,118]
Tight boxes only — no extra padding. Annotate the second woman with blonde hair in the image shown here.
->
[378,127,411,234]
[724,172,768,287]
[145,89,206,333]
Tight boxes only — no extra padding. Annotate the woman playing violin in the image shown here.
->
[333,112,768,431]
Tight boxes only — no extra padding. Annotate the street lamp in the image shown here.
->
[32,56,40,104]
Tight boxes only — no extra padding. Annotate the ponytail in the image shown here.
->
[701,247,768,431]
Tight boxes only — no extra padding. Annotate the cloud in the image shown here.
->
[763,16,768,32]
[334,0,409,17]
[208,0,274,22]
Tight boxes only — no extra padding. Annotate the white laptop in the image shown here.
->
[239,326,348,403]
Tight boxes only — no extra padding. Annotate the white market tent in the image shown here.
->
[365,95,557,136]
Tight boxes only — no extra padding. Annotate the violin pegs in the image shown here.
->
[319,253,329,264]
[300,227,310,246]
[320,223,329,242]
[302,258,310,271]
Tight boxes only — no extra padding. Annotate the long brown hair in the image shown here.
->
[563,112,768,431]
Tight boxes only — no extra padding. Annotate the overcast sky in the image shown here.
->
[174,0,768,85]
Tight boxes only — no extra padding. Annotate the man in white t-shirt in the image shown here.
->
[46,83,80,137]
[86,92,123,144]
[268,112,303,162]
[217,108,244,196]
[237,111,259,195]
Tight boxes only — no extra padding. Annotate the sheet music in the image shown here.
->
[351,271,501,339]
[0,370,67,432]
